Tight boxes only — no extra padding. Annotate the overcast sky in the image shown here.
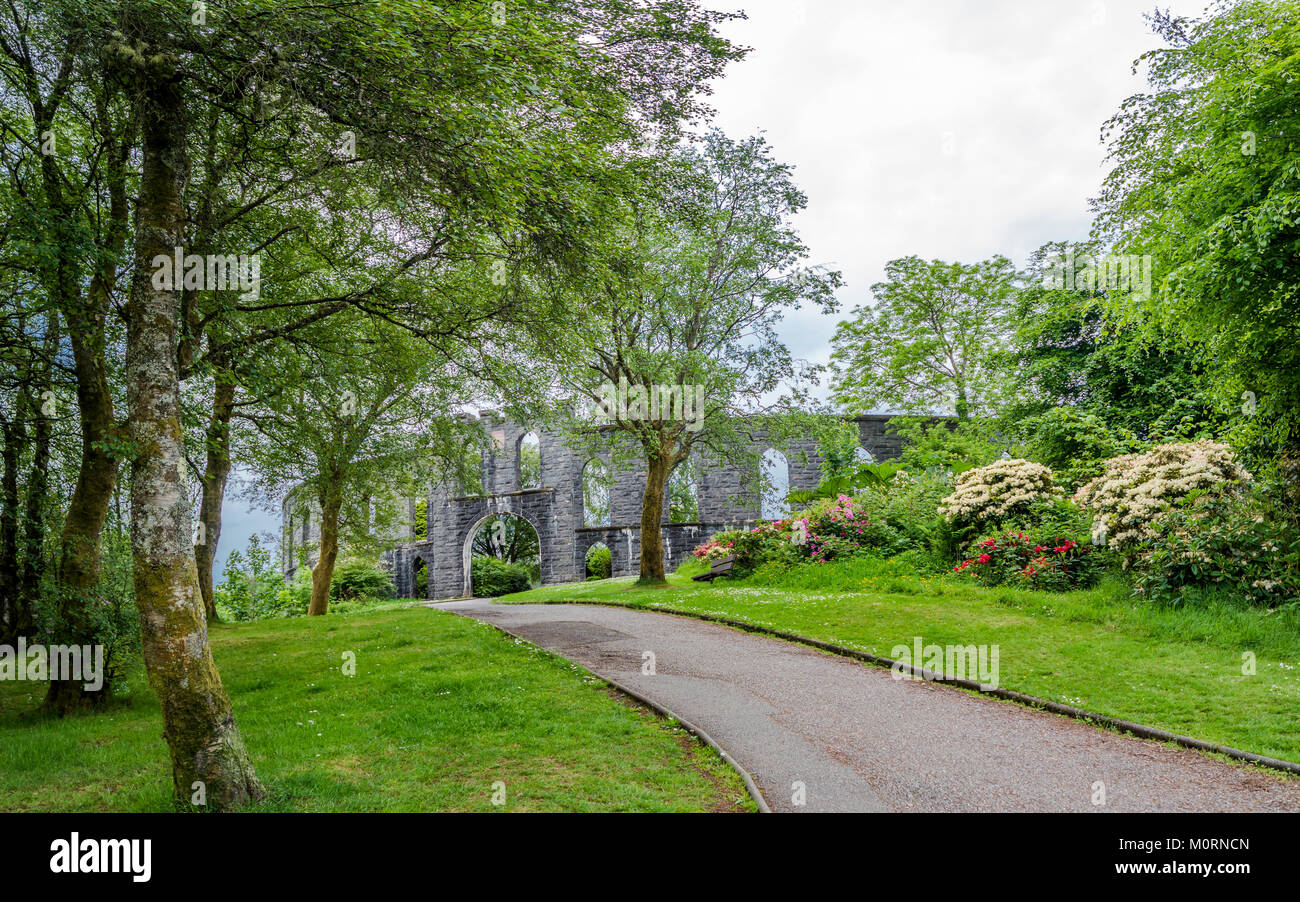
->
[216,0,1210,578]
[706,0,1208,367]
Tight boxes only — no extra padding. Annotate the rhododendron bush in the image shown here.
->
[953,530,1105,591]
[692,519,803,574]
[938,458,1059,528]
[690,495,908,576]
[1131,457,1300,606]
[792,494,908,563]
[1072,441,1251,551]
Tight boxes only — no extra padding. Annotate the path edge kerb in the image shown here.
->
[512,598,1300,779]
[452,608,772,813]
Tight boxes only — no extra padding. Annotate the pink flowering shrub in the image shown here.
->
[690,494,908,576]
[793,494,908,563]
[692,537,736,564]
[692,520,791,573]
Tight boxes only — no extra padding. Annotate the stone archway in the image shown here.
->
[411,553,429,600]
[460,510,543,598]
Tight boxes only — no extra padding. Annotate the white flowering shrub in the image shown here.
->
[1072,440,1250,551]
[938,459,1059,528]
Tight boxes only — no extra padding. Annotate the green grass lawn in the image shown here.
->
[504,558,1300,764]
[0,605,754,812]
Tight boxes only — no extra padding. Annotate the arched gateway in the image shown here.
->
[284,413,931,600]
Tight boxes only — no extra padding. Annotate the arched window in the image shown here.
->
[457,445,484,497]
[518,431,541,489]
[582,459,612,527]
[667,458,699,523]
[760,448,790,520]
[412,557,428,599]
[412,498,428,540]
[854,446,874,465]
[585,542,612,580]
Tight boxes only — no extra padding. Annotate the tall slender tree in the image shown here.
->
[564,132,840,583]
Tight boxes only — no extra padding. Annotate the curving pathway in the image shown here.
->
[443,599,1300,813]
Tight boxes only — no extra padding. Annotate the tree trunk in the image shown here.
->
[196,371,236,620]
[0,415,21,643]
[955,384,969,420]
[638,449,671,585]
[17,329,55,638]
[43,101,129,713]
[125,63,264,809]
[309,483,343,615]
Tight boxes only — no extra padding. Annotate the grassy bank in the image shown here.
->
[0,605,754,812]
[504,558,1300,763]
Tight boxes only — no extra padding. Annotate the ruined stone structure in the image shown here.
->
[283,414,923,599]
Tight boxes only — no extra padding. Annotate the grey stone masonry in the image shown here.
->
[284,413,944,598]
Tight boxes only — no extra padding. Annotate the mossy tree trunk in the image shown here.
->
[637,443,677,585]
[43,89,129,714]
[196,370,236,620]
[44,315,121,712]
[124,55,264,809]
[309,480,343,616]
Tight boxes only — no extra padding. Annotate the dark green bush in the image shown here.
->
[471,556,531,596]
[1134,482,1300,606]
[330,559,396,601]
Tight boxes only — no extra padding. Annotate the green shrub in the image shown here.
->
[330,559,395,601]
[471,556,531,597]
[1134,482,1300,606]
[1013,407,1144,492]
[31,526,141,692]
[853,468,953,552]
[216,536,308,622]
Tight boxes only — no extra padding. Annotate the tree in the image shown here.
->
[564,131,840,583]
[1093,2,1300,456]
[830,255,1018,420]
[102,12,264,805]
[471,515,540,565]
[164,0,746,619]
[242,316,481,616]
[1002,242,1221,442]
[0,0,744,803]
[0,2,135,710]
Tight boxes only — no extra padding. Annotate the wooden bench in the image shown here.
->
[692,555,736,582]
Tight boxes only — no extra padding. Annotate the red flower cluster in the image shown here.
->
[956,538,1086,587]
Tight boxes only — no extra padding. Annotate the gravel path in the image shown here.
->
[445,599,1300,813]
